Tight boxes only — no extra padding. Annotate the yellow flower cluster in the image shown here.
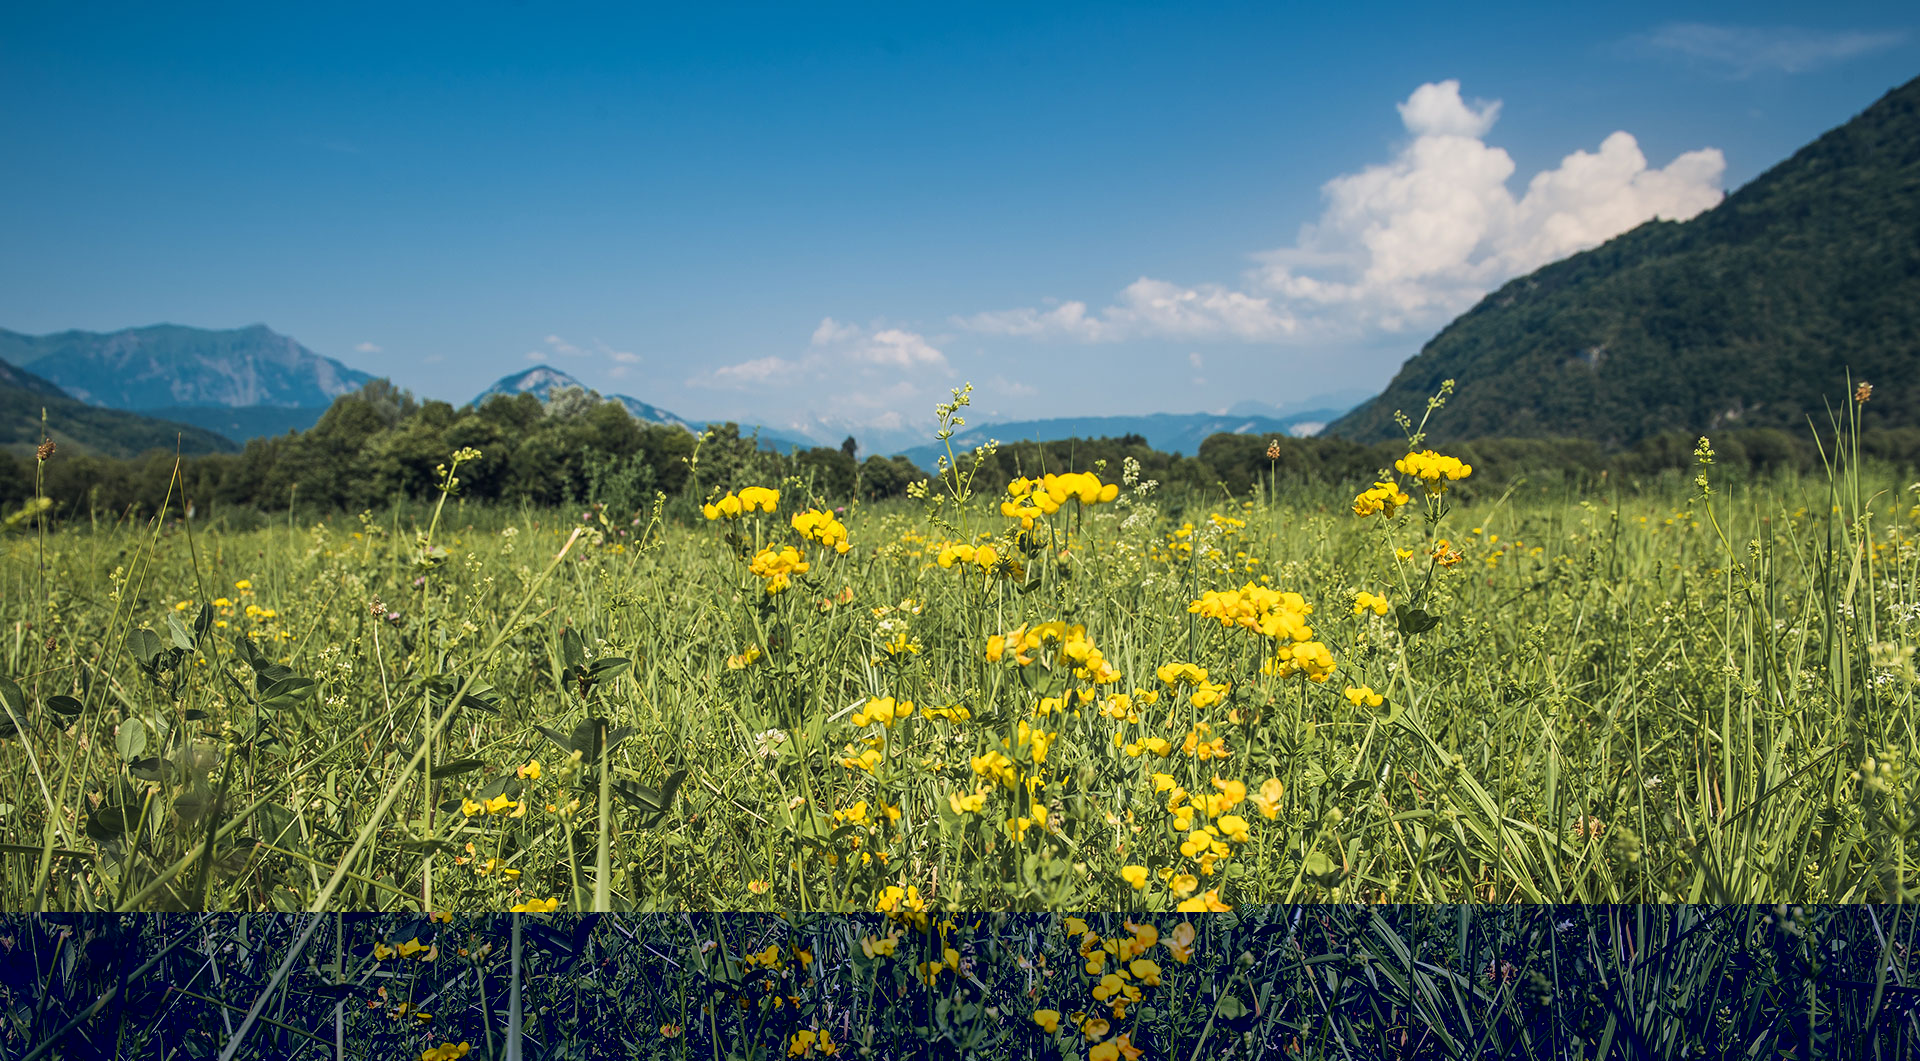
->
[987,621,1121,684]
[1155,662,1230,709]
[935,541,1017,578]
[459,793,525,818]
[703,486,779,520]
[421,1044,472,1061]
[791,509,852,553]
[787,1028,837,1056]
[1263,639,1337,683]
[1352,590,1390,616]
[1030,918,1179,1054]
[1000,473,1121,527]
[1187,583,1315,642]
[374,936,431,960]
[1395,450,1473,492]
[1345,685,1384,707]
[749,545,809,593]
[1352,480,1411,517]
[851,696,914,728]
[509,897,559,912]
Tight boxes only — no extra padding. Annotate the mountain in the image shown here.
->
[472,367,816,453]
[1,358,238,459]
[1328,75,1920,447]
[0,323,373,408]
[896,409,1344,473]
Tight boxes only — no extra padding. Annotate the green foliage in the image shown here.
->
[2,908,1915,1059]
[0,367,238,460]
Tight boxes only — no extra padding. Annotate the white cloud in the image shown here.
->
[808,318,948,368]
[1397,80,1500,138]
[713,356,798,385]
[699,319,949,396]
[959,280,1293,342]
[1642,23,1906,76]
[544,334,585,357]
[960,80,1724,344]
[1188,352,1203,369]
[355,341,382,354]
[525,349,548,362]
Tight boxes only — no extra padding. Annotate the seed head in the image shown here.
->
[35,440,55,462]
[1855,381,1873,404]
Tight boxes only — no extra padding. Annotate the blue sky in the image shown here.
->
[2,1,1915,449]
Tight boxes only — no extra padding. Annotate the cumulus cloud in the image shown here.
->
[960,80,1724,343]
[354,341,382,354]
[528,334,641,373]
[1641,23,1906,76]
[699,319,949,396]
[959,279,1294,341]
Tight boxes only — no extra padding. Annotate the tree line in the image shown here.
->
[4,379,1920,525]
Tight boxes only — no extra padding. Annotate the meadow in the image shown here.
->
[4,906,1910,1060]
[1,387,1916,914]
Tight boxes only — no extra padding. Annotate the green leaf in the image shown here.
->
[46,694,83,718]
[193,601,215,641]
[86,803,148,843]
[259,676,318,710]
[1302,849,1343,888]
[129,757,175,783]
[1217,994,1246,1020]
[127,628,166,668]
[1395,605,1440,635]
[426,758,489,779]
[116,717,148,761]
[585,656,632,682]
[165,612,196,652]
[561,628,586,673]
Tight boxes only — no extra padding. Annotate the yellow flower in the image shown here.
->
[948,787,988,815]
[373,941,395,960]
[517,759,542,780]
[509,897,560,913]
[395,937,428,958]
[1344,685,1384,708]
[1250,777,1285,819]
[1175,889,1232,913]
[1032,1009,1062,1033]
[234,579,252,591]
[748,879,771,894]
[1120,865,1149,890]
[1129,958,1161,986]
[1394,450,1472,493]
[475,857,520,878]
[749,545,810,594]
[1352,480,1411,518]
[792,509,852,553]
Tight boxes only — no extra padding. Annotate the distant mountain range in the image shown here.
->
[0,324,372,442]
[0,356,237,459]
[472,366,818,454]
[1329,73,1920,446]
[896,406,1349,473]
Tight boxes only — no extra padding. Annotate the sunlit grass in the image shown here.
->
[2,389,1916,912]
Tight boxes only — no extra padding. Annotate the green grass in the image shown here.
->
[6,906,1917,1060]
[2,413,1917,913]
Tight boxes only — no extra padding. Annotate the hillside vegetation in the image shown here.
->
[1,358,237,460]
[1331,74,1920,445]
